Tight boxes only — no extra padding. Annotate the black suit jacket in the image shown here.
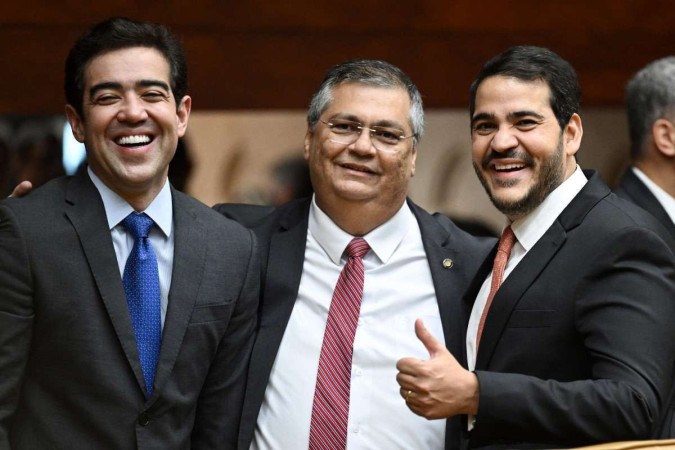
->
[0,172,260,449]
[615,168,675,240]
[215,198,495,450]
[464,171,675,449]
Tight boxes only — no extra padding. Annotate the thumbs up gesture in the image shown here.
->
[396,319,480,419]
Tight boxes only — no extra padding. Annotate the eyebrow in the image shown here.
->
[509,110,545,121]
[470,112,494,127]
[471,110,545,126]
[88,79,170,98]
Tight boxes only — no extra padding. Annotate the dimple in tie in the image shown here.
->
[309,238,370,450]
[122,212,161,398]
[476,226,516,349]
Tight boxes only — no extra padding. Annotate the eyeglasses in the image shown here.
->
[320,118,415,153]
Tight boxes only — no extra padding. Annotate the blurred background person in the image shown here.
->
[615,56,675,239]
[268,154,312,206]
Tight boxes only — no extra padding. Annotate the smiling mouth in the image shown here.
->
[341,163,375,174]
[493,162,526,173]
[116,135,153,147]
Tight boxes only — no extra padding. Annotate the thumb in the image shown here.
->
[415,318,445,358]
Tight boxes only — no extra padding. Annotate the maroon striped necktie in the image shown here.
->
[476,226,516,349]
[309,238,370,450]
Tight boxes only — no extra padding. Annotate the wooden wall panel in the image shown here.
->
[1,0,673,114]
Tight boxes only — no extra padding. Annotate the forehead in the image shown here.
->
[326,83,411,124]
[83,46,171,89]
[474,75,553,117]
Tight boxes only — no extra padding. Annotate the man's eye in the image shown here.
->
[143,91,168,101]
[375,129,401,143]
[515,119,537,129]
[472,123,495,134]
[331,122,359,133]
[94,95,119,105]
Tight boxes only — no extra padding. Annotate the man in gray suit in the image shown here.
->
[0,17,259,448]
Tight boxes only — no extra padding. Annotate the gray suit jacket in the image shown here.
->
[215,198,496,450]
[464,171,675,448]
[0,171,260,449]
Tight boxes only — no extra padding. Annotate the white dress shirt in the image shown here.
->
[88,168,174,327]
[632,166,675,225]
[466,166,588,371]
[253,197,446,449]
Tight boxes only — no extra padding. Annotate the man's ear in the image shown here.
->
[303,128,312,161]
[176,95,192,138]
[652,118,675,157]
[65,105,86,143]
[563,113,583,157]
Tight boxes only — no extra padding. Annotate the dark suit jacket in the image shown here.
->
[0,172,260,449]
[464,171,675,449]
[614,168,675,240]
[214,198,496,450]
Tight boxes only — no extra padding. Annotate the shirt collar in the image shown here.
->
[509,165,587,251]
[308,195,415,265]
[87,167,173,238]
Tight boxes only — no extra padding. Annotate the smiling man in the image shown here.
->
[0,18,259,448]
[396,46,675,448]
[216,59,494,449]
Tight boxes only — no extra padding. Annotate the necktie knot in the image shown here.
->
[497,226,516,258]
[123,213,155,240]
[347,237,370,259]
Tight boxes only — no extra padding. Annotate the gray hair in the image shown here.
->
[307,59,424,145]
[625,56,675,158]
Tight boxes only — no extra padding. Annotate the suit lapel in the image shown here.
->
[475,171,609,369]
[64,173,146,392]
[151,189,204,399]
[475,222,566,369]
[257,200,309,335]
[411,202,466,360]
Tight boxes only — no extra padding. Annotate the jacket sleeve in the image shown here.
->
[0,203,34,446]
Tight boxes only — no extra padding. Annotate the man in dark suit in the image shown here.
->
[0,18,259,448]
[216,60,494,449]
[397,46,675,448]
[615,56,675,240]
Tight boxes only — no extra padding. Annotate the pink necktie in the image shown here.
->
[476,226,516,349]
[309,238,370,450]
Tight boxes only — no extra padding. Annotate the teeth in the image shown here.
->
[494,163,524,171]
[117,135,151,145]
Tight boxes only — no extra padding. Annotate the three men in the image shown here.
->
[397,46,675,448]
[0,18,259,448]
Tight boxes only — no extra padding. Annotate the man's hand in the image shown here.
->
[396,319,480,419]
[9,181,32,198]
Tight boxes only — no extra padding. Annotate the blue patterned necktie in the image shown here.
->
[122,212,161,398]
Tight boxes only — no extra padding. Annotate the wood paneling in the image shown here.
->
[1,0,673,114]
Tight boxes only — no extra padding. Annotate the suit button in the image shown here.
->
[138,412,151,426]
